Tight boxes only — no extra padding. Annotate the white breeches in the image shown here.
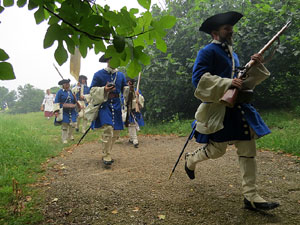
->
[128,123,139,145]
[61,122,76,143]
[101,125,120,161]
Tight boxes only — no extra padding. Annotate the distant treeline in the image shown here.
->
[0,85,59,114]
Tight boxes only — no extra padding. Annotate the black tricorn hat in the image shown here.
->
[58,79,70,85]
[79,75,87,82]
[126,77,136,83]
[199,11,243,34]
[99,54,112,63]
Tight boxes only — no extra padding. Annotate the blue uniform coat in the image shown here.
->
[192,43,270,143]
[127,89,145,127]
[90,69,127,130]
[54,89,77,123]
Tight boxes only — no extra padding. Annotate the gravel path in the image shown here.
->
[39,135,300,225]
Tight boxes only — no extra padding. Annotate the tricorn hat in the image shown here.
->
[58,79,70,85]
[79,75,87,82]
[126,77,136,83]
[199,11,243,34]
[99,54,112,63]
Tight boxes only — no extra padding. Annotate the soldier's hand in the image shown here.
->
[104,82,116,92]
[251,53,264,64]
[231,78,243,90]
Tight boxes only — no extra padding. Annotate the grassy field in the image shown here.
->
[0,110,299,224]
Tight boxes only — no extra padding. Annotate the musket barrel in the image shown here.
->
[259,21,291,55]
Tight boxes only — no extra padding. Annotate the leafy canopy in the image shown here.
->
[0,0,176,80]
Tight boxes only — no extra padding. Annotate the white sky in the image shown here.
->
[0,0,162,93]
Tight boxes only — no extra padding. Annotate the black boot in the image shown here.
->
[244,198,280,211]
[102,158,114,165]
[184,153,195,180]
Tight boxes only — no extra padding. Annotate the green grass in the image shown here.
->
[257,110,300,156]
[0,110,299,224]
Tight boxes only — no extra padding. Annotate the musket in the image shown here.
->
[77,125,91,146]
[220,21,292,108]
[53,63,64,79]
[125,89,134,127]
[135,72,142,113]
[168,123,197,180]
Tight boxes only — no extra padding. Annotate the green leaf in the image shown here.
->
[3,0,14,7]
[0,62,15,80]
[94,40,106,54]
[48,15,60,25]
[109,56,120,69]
[28,0,38,10]
[113,35,125,53]
[17,0,27,7]
[133,46,150,65]
[156,37,167,53]
[120,47,131,66]
[137,0,151,10]
[34,6,45,24]
[127,59,141,77]
[129,8,139,16]
[54,42,68,65]
[159,15,176,29]
[133,35,145,47]
[79,35,93,58]
[64,37,75,54]
[0,49,9,61]
[44,24,60,48]
[139,11,152,27]
[0,6,4,13]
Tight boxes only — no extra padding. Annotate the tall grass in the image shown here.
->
[0,112,63,224]
[0,110,299,224]
[256,110,300,155]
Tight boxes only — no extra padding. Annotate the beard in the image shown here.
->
[219,35,233,46]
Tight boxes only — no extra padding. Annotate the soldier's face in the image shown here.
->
[217,24,233,45]
[63,83,70,90]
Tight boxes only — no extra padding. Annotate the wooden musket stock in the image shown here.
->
[135,72,142,113]
[220,21,291,108]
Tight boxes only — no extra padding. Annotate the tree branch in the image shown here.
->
[43,5,110,41]
[43,5,154,43]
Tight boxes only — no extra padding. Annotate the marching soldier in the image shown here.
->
[53,79,78,144]
[124,77,145,148]
[72,75,90,134]
[89,55,128,166]
[185,11,279,210]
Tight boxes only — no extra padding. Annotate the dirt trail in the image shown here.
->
[40,135,300,225]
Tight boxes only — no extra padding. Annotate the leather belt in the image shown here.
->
[108,93,119,99]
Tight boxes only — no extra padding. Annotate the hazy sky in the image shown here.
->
[0,0,161,92]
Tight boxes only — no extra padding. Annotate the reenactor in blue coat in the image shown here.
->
[184,11,279,210]
[54,79,78,144]
[123,77,145,148]
[72,75,90,134]
[89,55,128,166]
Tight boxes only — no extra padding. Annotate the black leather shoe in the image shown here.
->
[103,160,112,165]
[102,158,114,165]
[244,198,280,211]
[134,143,139,148]
[129,140,133,144]
[184,162,195,180]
